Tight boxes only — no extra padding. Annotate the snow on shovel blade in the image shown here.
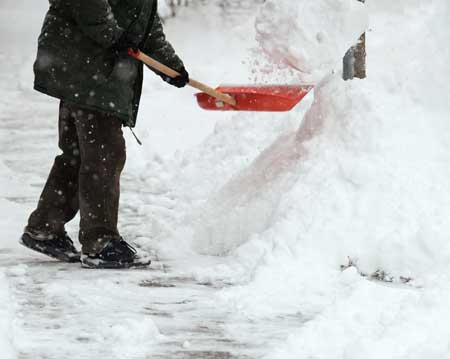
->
[195,85,313,112]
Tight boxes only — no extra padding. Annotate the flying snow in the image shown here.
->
[255,0,368,81]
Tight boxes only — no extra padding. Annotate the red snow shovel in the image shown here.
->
[129,49,313,112]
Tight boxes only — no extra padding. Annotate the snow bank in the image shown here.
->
[215,69,450,308]
[166,0,450,357]
[255,0,368,81]
[0,271,16,359]
[188,0,450,271]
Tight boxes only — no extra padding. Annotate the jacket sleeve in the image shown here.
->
[70,0,125,48]
[143,14,184,72]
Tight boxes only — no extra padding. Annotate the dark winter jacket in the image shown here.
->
[33,0,184,127]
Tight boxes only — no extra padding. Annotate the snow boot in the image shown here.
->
[81,238,151,269]
[20,228,80,263]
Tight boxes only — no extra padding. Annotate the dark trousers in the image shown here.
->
[28,101,126,253]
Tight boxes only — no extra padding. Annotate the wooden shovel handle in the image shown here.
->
[130,49,237,106]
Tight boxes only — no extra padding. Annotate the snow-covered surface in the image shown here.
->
[1,0,450,358]
[0,270,16,359]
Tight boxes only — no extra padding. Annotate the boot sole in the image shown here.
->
[20,234,81,263]
[81,255,151,269]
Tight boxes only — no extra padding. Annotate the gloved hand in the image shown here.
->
[160,67,189,88]
[114,34,140,54]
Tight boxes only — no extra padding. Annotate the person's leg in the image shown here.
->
[74,106,126,254]
[27,101,81,235]
[21,101,80,262]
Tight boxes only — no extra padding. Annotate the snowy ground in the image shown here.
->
[1,0,450,358]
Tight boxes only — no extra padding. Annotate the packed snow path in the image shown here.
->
[0,62,304,359]
[1,256,287,359]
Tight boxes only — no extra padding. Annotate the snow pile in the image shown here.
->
[0,271,16,359]
[155,0,450,357]
[255,0,368,81]
[214,74,450,356]
[180,0,450,270]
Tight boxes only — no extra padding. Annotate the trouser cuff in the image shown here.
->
[79,227,121,254]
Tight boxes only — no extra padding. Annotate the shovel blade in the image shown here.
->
[196,85,313,112]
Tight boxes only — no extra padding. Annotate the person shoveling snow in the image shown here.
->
[20,0,189,269]
[21,0,368,269]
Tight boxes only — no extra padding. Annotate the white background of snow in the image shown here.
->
[1,0,450,358]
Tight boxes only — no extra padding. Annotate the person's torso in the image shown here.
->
[34,0,157,123]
